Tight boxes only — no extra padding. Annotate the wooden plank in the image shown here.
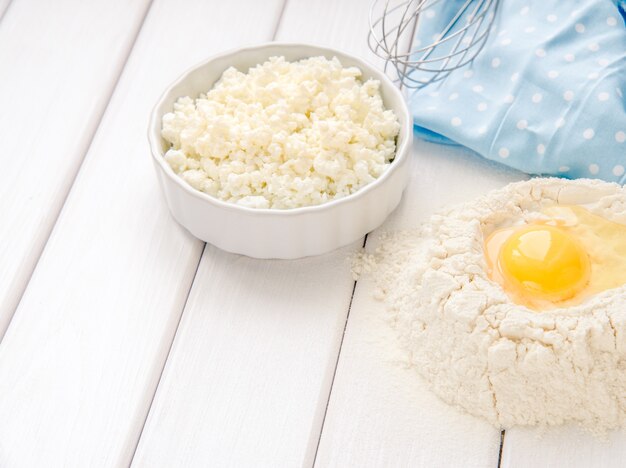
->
[132,244,357,467]
[0,0,283,466]
[0,0,152,336]
[315,141,527,467]
[132,0,387,466]
[502,427,626,468]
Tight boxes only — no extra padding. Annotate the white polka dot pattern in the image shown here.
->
[407,0,626,183]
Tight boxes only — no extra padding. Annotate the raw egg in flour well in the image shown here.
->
[484,205,626,310]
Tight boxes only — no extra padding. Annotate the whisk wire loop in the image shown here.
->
[368,0,499,89]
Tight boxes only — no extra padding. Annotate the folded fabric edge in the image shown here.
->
[413,124,460,146]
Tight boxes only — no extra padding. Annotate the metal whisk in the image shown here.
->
[368,0,500,89]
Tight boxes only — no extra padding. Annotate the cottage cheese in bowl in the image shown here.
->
[149,43,412,258]
[161,56,401,209]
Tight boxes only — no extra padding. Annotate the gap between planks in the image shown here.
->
[312,234,368,465]
[497,429,506,468]
[128,243,207,465]
[314,10,505,465]
[129,1,288,464]
[311,10,417,465]
[0,0,155,343]
[0,0,13,24]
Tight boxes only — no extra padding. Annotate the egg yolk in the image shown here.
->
[498,225,591,302]
[484,205,626,311]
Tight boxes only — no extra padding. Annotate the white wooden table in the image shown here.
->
[0,0,624,466]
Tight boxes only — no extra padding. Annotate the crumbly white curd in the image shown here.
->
[161,56,400,209]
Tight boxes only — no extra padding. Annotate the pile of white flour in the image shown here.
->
[358,178,626,431]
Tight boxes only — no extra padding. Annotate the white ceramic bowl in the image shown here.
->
[149,43,413,259]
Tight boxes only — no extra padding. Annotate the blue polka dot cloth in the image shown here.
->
[407,0,626,183]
